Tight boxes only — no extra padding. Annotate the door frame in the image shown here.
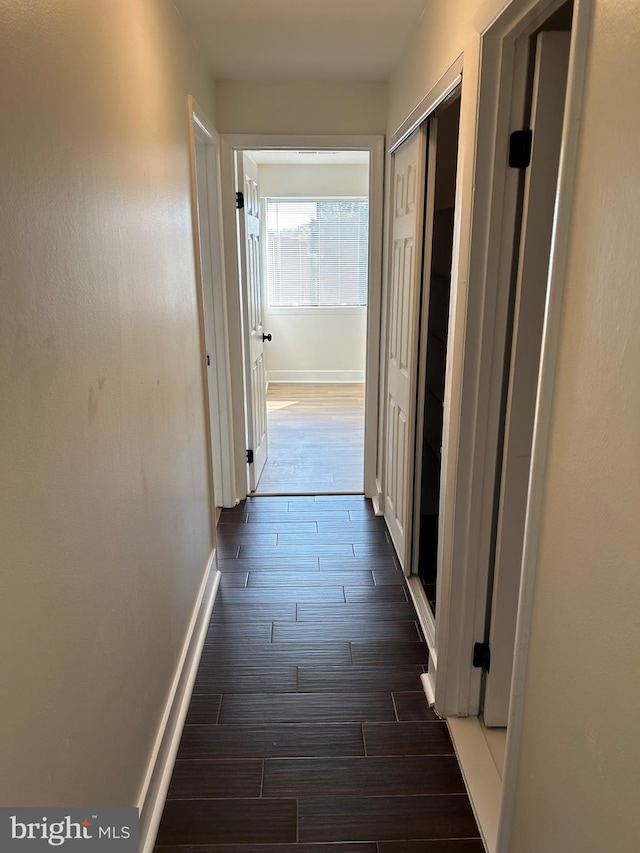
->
[220,133,385,503]
[410,0,592,848]
[188,97,236,515]
[433,0,593,721]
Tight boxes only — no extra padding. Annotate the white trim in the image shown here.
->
[138,554,220,853]
[407,576,436,655]
[220,134,384,503]
[266,370,365,384]
[188,96,237,508]
[497,0,593,849]
[420,672,436,708]
[389,56,463,153]
[434,0,580,723]
[448,716,501,853]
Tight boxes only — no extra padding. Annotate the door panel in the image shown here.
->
[384,128,427,569]
[238,153,268,491]
[483,32,571,726]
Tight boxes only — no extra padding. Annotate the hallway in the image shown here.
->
[154,496,482,849]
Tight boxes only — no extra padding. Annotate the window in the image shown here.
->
[266,198,369,308]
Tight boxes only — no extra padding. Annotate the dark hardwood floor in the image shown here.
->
[154,496,483,852]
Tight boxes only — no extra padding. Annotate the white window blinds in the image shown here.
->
[266,199,369,307]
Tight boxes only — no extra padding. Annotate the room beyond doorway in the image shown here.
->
[253,383,365,494]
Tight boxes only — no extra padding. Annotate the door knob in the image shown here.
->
[262,333,272,342]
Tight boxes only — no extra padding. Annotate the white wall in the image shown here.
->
[216,80,387,135]
[260,163,368,383]
[0,0,216,808]
[389,0,640,850]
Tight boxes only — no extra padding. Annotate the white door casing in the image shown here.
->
[384,127,427,570]
[237,153,268,491]
[483,31,571,727]
[188,97,236,511]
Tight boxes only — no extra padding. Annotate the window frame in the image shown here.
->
[263,195,370,314]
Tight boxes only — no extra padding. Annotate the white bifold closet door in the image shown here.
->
[384,127,427,570]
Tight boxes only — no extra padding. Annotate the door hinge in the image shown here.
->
[473,641,491,672]
[508,128,533,169]
[236,191,245,209]
[246,448,254,464]
[206,354,210,366]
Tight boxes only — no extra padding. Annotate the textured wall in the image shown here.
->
[0,0,216,806]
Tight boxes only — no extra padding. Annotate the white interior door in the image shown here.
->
[237,152,268,491]
[384,127,427,569]
[483,31,571,727]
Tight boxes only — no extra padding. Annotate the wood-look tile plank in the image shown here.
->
[263,756,465,797]
[316,521,387,534]
[343,586,407,603]
[184,694,222,725]
[166,759,263,800]
[351,642,430,666]
[217,544,241,558]
[297,665,424,694]
[298,795,480,842]
[219,693,396,724]
[218,558,320,573]
[377,843,486,853]
[353,543,396,557]
[177,723,365,760]
[217,532,278,546]
[246,511,352,523]
[297,602,416,621]
[193,666,297,694]
[239,543,355,558]
[204,622,273,644]
[209,602,297,621]
[363,722,454,756]
[273,620,421,643]
[372,569,407,586]
[248,571,373,588]
[199,642,352,666]
[218,572,248,588]
[321,557,398,571]
[219,587,346,604]
[349,511,381,521]
[155,845,377,853]
[155,799,297,846]
[220,521,319,535]
[278,532,389,546]
[287,501,369,513]
[393,692,440,722]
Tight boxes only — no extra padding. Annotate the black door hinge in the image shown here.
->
[206,354,210,366]
[236,191,245,209]
[508,129,533,169]
[473,641,491,672]
[246,448,254,464]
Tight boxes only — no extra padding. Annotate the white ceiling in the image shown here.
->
[250,150,369,165]
[173,0,428,82]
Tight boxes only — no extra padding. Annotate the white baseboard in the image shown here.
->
[448,715,501,853]
[266,370,365,384]
[138,551,220,853]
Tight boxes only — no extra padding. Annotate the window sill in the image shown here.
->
[266,306,367,316]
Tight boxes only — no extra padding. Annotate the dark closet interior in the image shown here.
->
[416,94,461,616]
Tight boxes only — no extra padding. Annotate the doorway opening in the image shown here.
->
[235,148,371,495]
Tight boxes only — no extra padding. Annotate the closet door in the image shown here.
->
[384,127,427,569]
